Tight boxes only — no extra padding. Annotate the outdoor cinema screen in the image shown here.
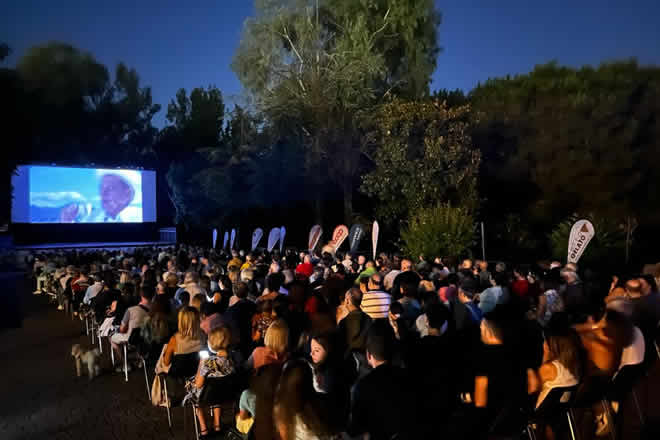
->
[11,165,156,224]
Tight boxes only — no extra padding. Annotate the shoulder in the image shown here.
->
[539,362,558,382]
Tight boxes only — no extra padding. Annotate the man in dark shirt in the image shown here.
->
[337,287,371,356]
[348,321,412,440]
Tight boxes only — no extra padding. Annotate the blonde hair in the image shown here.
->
[208,326,231,352]
[178,306,201,340]
[166,273,178,287]
[190,294,203,311]
[264,319,289,355]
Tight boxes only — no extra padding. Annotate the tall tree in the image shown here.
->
[361,99,480,227]
[471,60,660,231]
[232,0,441,223]
[15,42,160,163]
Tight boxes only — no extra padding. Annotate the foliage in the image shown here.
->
[13,42,160,162]
[471,60,660,230]
[232,0,442,222]
[401,203,475,260]
[361,98,480,225]
[549,214,626,265]
[0,43,11,62]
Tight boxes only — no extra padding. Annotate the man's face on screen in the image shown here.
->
[100,174,135,219]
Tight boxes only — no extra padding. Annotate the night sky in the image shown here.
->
[3,0,660,127]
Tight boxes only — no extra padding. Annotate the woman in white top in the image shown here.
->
[527,331,581,439]
[528,332,581,407]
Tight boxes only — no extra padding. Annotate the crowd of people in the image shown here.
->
[29,245,660,439]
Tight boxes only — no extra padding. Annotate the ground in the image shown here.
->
[0,292,194,440]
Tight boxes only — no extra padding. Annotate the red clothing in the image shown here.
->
[511,279,530,298]
[296,262,314,278]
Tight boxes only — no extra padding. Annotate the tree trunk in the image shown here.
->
[343,179,353,225]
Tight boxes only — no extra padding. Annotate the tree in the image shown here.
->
[232,0,442,223]
[471,60,660,231]
[0,43,11,62]
[361,99,480,226]
[14,42,160,163]
[401,203,475,261]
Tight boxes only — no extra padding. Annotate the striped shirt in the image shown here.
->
[360,290,392,319]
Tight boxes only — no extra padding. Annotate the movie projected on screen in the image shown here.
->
[11,165,157,224]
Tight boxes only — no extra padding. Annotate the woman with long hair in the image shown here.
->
[163,306,205,367]
[274,360,339,440]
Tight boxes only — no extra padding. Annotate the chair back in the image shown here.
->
[609,363,645,401]
[169,352,200,378]
[535,384,578,416]
[198,374,245,406]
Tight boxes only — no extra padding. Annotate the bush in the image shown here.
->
[401,203,475,260]
[549,214,626,265]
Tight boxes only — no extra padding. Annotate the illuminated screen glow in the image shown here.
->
[11,165,156,223]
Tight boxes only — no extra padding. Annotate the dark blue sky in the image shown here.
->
[4,0,660,127]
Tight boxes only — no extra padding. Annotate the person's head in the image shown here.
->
[426,303,450,334]
[266,272,285,292]
[167,259,176,272]
[495,262,506,273]
[310,333,332,366]
[400,258,413,272]
[357,255,366,266]
[179,291,190,308]
[461,259,473,270]
[543,330,582,378]
[560,269,578,285]
[177,306,201,340]
[260,299,274,315]
[513,266,526,280]
[368,273,383,291]
[234,281,249,299]
[140,284,155,303]
[166,273,178,288]
[190,294,204,311]
[564,262,578,272]
[639,274,657,296]
[344,287,362,310]
[624,278,642,297]
[200,301,217,319]
[156,281,166,296]
[400,281,417,298]
[264,319,289,355]
[491,271,508,287]
[478,260,488,271]
[366,321,395,367]
[458,281,476,303]
[275,360,333,437]
[184,271,199,285]
[208,326,231,353]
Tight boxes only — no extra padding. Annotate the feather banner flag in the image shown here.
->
[279,226,286,253]
[308,225,322,253]
[267,227,280,252]
[372,221,379,260]
[252,228,263,251]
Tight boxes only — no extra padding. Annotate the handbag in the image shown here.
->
[151,374,169,407]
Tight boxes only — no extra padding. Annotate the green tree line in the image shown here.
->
[2,0,659,262]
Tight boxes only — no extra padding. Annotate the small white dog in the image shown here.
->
[71,344,101,380]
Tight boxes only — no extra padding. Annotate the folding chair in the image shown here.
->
[162,352,200,428]
[190,374,246,440]
[526,384,579,440]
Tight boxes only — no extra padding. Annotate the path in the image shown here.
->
[0,291,192,440]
